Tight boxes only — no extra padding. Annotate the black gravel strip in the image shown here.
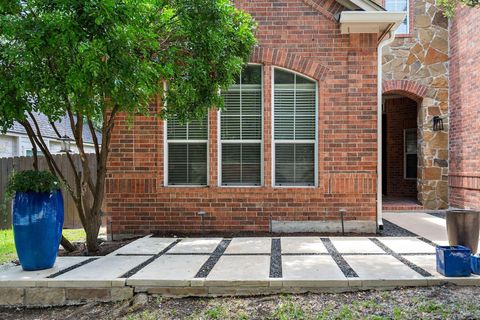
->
[369,238,433,277]
[165,252,212,256]
[379,219,419,237]
[321,238,358,278]
[47,258,98,278]
[119,239,181,278]
[417,236,439,248]
[270,238,282,278]
[195,239,231,278]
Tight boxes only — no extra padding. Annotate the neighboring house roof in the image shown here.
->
[8,112,102,144]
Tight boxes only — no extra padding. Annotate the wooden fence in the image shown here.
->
[0,154,96,229]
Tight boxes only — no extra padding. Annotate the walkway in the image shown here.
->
[1,231,480,305]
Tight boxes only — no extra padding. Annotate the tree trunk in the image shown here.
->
[60,235,76,252]
[84,213,102,253]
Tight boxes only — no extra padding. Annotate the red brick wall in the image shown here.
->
[449,7,480,210]
[105,0,380,236]
[384,97,417,197]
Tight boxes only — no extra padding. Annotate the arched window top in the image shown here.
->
[274,68,317,86]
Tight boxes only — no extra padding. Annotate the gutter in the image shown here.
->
[376,30,396,230]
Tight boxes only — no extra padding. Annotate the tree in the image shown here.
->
[0,0,256,252]
[437,0,480,17]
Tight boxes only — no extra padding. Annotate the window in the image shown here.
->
[166,117,208,185]
[273,68,317,186]
[220,65,262,186]
[385,0,409,34]
[404,128,417,179]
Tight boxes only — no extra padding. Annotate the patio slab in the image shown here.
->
[168,238,222,254]
[224,238,271,254]
[206,255,270,285]
[282,255,345,281]
[112,236,176,255]
[281,237,327,254]
[128,255,210,287]
[377,237,436,254]
[330,237,384,254]
[52,255,149,282]
[343,255,425,279]
[383,212,449,246]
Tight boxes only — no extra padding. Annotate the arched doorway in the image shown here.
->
[382,94,422,210]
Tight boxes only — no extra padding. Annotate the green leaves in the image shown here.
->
[437,0,480,17]
[0,0,256,128]
[5,170,62,199]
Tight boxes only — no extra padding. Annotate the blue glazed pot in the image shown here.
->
[12,190,64,271]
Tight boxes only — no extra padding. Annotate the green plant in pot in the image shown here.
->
[6,170,64,270]
[446,209,480,254]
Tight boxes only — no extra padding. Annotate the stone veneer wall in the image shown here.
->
[449,7,480,210]
[382,0,449,209]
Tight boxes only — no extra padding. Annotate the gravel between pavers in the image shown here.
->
[2,285,480,319]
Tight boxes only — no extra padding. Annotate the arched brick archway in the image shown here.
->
[383,80,428,102]
[382,79,448,210]
[251,47,329,81]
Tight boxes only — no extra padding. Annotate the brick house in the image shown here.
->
[449,7,480,211]
[105,0,407,238]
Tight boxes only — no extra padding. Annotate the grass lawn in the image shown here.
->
[0,228,86,264]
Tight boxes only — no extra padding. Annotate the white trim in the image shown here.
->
[218,64,264,187]
[271,67,319,188]
[339,11,406,35]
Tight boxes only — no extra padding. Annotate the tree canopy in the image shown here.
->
[0,0,256,252]
[437,0,480,17]
[0,0,257,130]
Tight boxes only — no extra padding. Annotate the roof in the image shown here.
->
[8,112,102,144]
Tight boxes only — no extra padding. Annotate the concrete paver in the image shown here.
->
[53,255,150,280]
[281,237,327,254]
[282,255,345,280]
[168,238,222,254]
[206,255,270,283]
[330,237,384,254]
[383,212,449,246]
[377,237,435,254]
[402,254,439,276]
[128,255,210,286]
[0,257,90,281]
[224,238,271,254]
[343,255,425,279]
[112,236,176,255]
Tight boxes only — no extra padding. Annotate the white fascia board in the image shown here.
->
[339,11,406,35]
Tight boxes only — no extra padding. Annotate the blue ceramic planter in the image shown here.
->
[12,190,64,271]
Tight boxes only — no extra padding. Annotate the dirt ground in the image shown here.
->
[1,285,480,320]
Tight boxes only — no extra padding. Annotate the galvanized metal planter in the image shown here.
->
[446,209,480,254]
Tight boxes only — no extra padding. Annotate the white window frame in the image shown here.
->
[404,128,417,180]
[271,67,318,188]
[218,63,264,187]
[386,0,410,35]
[163,117,210,187]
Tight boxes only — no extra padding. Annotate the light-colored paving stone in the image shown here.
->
[112,236,176,255]
[377,237,436,254]
[168,238,222,254]
[224,237,271,254]
[206,255,270,285]
[0,257,90,285]
[128,255,209,286]
[53,255,149,281]
[343,255,425,279]
[402,254,439,276]
[281,237,327,254]
[383,212,449,246]
[282,255,345,280]
[330,237,384,254]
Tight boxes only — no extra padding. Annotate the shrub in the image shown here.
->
[5,170,62,199]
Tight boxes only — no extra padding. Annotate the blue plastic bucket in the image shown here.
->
[12,190,64,271]
[436,245,471,277]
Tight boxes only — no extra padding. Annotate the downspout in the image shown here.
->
[377,30,396,230]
